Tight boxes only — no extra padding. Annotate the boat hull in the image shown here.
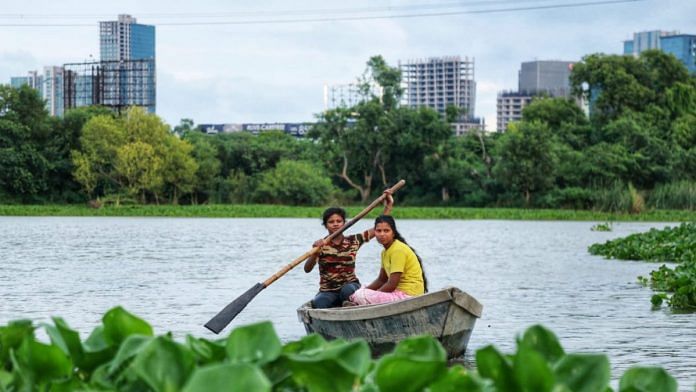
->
[296,286,482,358]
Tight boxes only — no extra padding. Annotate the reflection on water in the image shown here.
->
[1,217,693,389]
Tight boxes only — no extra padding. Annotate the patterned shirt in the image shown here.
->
[318,231,370,291]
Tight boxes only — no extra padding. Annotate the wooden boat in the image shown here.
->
[296,286,482,359]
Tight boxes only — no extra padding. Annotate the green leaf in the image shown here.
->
[374,336,447,392]
[282,333,327,355]
[475,345,518,391]
[102,306,154,346]
[109,334,153,375]
[182,363,271,392]
[185,335,226,365]
[226,321,282,366]
[90,362,117,390]
[429,365,493,392]
[285,339,371,392]
[619,367,677,392]
[0,320,34,366]
[554,354,610,392]
[0,369,13,390]
[514,344,555,392]
[519,325,565,364]
[13,337,73,385]
[80,325,116,373]
[43,317,84,363]
[133,336,196,392]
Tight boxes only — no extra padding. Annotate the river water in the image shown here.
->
[1,217,693,389]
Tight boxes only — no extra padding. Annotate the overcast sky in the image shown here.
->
[1,0,694,131]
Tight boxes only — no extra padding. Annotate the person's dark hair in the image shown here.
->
[374,215,428,292]
[321,207,346,227]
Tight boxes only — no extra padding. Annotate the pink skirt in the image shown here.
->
[349,287,411,305]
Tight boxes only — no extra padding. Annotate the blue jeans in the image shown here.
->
[312,282,361,309]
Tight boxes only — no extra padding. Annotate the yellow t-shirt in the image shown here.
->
[381,240,424,296]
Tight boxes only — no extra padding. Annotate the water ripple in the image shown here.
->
[0,217,693,390]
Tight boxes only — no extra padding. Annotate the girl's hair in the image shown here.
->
[374,215,428,292]
[321,207,346,227]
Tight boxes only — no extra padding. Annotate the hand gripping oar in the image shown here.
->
[204,179,406,334]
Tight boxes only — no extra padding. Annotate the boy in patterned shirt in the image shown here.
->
[304,191,393,308]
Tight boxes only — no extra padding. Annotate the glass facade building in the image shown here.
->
[518,60,575,98]
[623,30,696,73]
[660,35,696,74]
[98,14,156,112]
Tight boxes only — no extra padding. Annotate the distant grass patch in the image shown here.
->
[1,204,695,221]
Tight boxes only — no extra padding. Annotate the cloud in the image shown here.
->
[2,0,695,130]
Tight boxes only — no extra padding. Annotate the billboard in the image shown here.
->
[198,122,313,137]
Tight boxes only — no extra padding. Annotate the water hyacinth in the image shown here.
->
[589,222,696,309]
[0,308,680,391]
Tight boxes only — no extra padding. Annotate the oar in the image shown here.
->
[204,179,406,334]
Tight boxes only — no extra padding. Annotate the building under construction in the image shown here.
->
[399,56,476,120]
[63,59,156,114]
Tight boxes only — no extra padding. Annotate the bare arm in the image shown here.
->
[366,268,388,290]
[303,239,325,273]
[377,272,402,292]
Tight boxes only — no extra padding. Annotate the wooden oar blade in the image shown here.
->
[204,283,265,334]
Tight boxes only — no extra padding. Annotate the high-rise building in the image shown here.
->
[43,66,65,117]
[93,14,156,113]
[400,56,476,120]
[9,69,61,115]
[10,70,43,91]
[518,60,575,97]
[623,30,696,73]
[660,34,696,73]
[496,91,534,133]
[497,60,583,132]
[100,14,155,62]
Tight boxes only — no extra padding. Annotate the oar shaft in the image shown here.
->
[262,179,405,287]
[205,179,406,333]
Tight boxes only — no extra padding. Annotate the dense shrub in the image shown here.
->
[253,160,336,205]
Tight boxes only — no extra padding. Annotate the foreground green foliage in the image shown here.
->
[0,308,680,391]
[589,222,696,309]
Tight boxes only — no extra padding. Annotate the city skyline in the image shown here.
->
[0,0,694,131]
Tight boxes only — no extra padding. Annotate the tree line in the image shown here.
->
[0,51,694,210]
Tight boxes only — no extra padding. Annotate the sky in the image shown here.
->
[1,0,694,131]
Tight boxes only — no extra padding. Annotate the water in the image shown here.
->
[1,217,694,389]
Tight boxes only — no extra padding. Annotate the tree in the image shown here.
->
[424,133,497,205]
[493,121,559,205]
[182,131,222,203]
[72,107,199,203]
[0,85,53,202]
[253,160,335,205]
[160,137,198,204]
[173,118,195,137]
[71,115,126,198]
[116,142,162,203]
[570,50,692,127]
[310,56,452,202]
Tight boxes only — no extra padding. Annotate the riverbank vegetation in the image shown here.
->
[589,222,696,309]
[1,50,694,213]
[1,204,695,221]
[0,307,679,391]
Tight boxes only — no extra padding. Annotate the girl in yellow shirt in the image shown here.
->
[349,215,427,305]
